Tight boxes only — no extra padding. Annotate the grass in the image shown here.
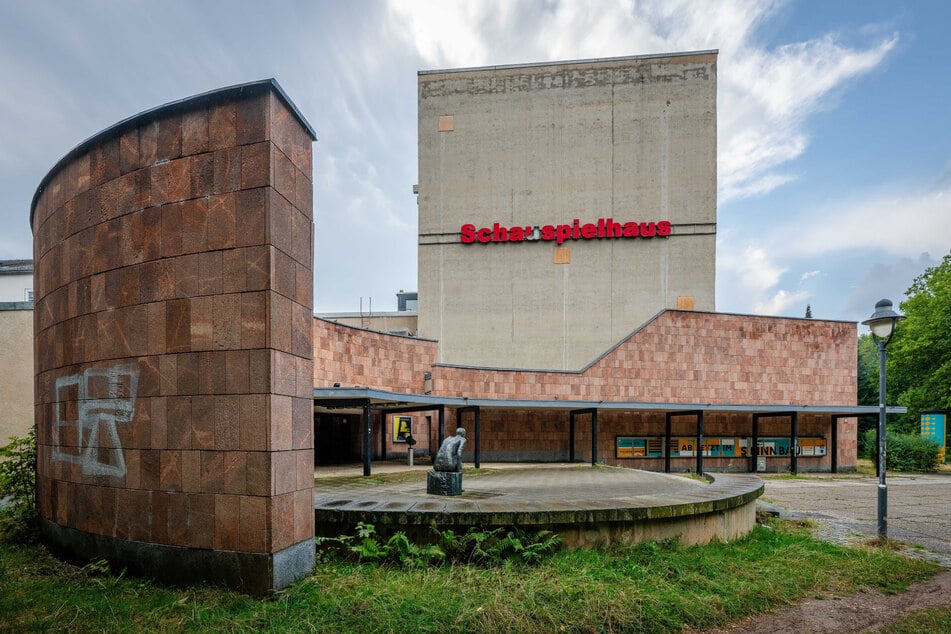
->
[0,520,940,633]
[882,605,951,633]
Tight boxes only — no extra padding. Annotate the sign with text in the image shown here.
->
[616,436,827,459]
[461,218,671,245]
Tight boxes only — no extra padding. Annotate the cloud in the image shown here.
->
[754,288,809,315]
[719,244,816,316]
[773,185,951,259]
[387,0,897,205]
[843,252,939,320]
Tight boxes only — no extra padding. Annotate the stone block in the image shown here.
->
[427,471,463,496]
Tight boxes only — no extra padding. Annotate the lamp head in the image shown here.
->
[862,298,905,341]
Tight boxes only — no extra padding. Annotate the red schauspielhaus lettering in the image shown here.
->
[459,218,672,245]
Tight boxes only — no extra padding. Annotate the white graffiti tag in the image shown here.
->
[53,364,139,478]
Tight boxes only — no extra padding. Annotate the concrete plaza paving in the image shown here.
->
[760,471,951,565]
[312,462,763,544]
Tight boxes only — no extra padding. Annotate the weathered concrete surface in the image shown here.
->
[0,306,33,442]
[761,472,951,565]
[417,53,717,370]
[315,464,762,548]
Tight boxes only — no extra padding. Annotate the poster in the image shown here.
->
[615,436,826,458]
[393,416,413,443]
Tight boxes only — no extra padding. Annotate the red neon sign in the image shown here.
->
[460,218,671,245]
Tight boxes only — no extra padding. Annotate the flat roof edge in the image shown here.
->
[313,387,900,415]
[418,49,718,77]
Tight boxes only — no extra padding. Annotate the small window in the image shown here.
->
[25,289,34,301]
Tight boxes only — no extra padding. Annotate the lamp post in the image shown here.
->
[861,298,905,538]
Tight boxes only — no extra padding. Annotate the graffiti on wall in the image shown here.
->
[52,364,139,478]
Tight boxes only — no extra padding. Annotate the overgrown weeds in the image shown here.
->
[315,521,561,566]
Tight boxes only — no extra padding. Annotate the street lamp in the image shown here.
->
[861,298,905,538]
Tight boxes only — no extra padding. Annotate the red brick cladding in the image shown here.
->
[313,317,438,393]
[435,311,857,406]
[32,83,315,557]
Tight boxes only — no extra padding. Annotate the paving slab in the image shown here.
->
[760,472,951,566]
[313,463,763,540]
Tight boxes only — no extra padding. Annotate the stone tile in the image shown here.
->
[209,101,237,151]
[214,494,240,550]
[236,92,269,145]
[238,495,268,552]
[240,142,270,190]
[182,108,209,156]
[186,492,215,549]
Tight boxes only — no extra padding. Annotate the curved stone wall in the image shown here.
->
[32,80,316,594]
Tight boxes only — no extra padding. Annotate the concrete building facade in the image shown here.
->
[0,304,34,443]
[417,52,717,370]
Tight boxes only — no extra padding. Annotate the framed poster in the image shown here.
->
[393,415,413,443]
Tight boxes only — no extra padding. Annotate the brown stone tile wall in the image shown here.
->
[33,83,315,569]
[433,311,857,407]
[313,317,438,393]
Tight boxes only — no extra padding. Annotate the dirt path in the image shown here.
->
[704,474,951,632]
[705,568,951,633]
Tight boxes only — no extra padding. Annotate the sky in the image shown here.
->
[0,0,948,326]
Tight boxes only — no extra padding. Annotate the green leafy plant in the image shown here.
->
[432,524,561,565]
[0,429,38,542]
[315,522,446,566]
[861,428,941,472]
[315,522,560,567]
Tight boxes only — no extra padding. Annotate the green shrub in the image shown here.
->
[862,428,941,472]
[0,429,38,542]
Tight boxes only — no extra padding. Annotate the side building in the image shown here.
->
[0,259,34,442]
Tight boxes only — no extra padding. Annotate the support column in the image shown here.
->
[664,413,673,473]
[696,411,704,475]
[363,400,372,477]
[751,414,761,473]
[790,412,799,475]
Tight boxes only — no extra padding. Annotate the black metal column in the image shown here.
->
[790,412,799,475]
[380,411,387,461]
[831,415,841,473]
[591,409,599,466]
[437,405,445,449]
[751,414,760,473]
[696,411,704,475]
[664,413,672,473]
[474,407,481,468]
[362,399,372,477]
[569,411,576,463]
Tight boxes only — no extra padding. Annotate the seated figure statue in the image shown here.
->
[433,427,467,472]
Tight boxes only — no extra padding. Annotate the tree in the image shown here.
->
[887,251,951,433]
[857,333,879,406]
[805,304,813,318]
